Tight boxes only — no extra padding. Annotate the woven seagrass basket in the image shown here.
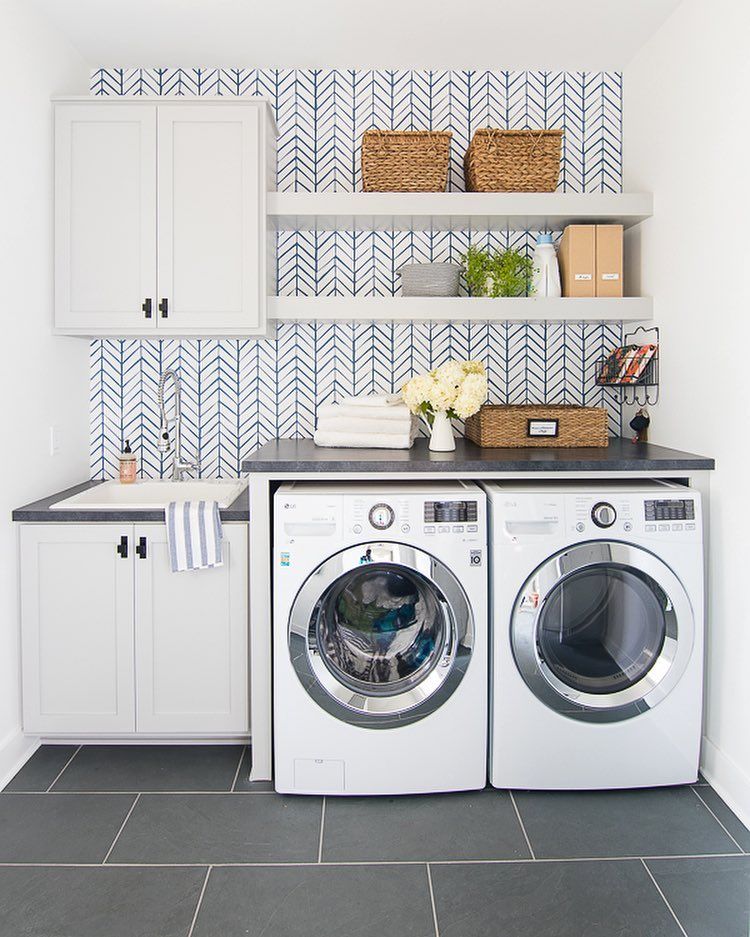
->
[464,404,608,448]
[361,130,452,192]
[464,128,563,192]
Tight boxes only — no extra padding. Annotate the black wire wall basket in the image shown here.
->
[595,326,659,406]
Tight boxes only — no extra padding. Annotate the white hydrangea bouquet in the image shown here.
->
[402,360,488,452]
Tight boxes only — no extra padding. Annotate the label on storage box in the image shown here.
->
[527,419,559,438]
[574,273,593,280]
[601,273,620,280]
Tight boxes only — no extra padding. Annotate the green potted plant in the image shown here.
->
[462,245,535,298]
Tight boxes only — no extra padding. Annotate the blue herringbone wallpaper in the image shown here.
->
[90,68,623,479]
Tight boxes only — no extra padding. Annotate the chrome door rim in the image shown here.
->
[288,542,474,729]
[511,540,695,723]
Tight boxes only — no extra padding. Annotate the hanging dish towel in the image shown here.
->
[166,501,223,573]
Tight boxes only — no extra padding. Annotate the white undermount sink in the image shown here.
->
[50,478,247,511]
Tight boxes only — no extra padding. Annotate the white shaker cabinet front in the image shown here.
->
[54,98,275,336]
[156,105,264,333]
[55,104,157,331]
[19,523,248,737]
[20,525,136,734]
[134,524,248,733]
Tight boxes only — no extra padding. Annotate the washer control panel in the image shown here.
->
[348,494,482,540]
[424,500,478,524]
[368,502,395,530]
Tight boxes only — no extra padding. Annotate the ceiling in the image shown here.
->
[31,0,681,70]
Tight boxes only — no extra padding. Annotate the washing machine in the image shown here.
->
[484,480,704,790]
[273,481,487,795]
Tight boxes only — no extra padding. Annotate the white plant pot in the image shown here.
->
[429,410,455,452]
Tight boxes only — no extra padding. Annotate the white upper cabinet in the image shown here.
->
[54,98,276,337]
[55,104,157,331]
[157,105,263,332]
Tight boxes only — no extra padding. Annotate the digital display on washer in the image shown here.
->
[644,499,695,522]
[424,500,478,523]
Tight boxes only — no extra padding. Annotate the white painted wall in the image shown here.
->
[0,0,90,784]
[31,0,680,71]
[624,0,750,826]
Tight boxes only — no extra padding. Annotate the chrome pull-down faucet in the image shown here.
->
[157,369,200,482]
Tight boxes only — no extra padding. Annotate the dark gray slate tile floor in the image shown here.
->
[0,744,747,937]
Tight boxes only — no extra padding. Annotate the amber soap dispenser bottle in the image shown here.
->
[119,439,137,484]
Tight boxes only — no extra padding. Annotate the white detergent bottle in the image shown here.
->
[532,233,562,297]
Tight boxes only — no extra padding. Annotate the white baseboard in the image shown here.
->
[701,734,750,832]
[0,729,40,791]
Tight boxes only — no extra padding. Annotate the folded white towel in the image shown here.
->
[317,401,412,424]
[314,428,416,449]
[342,393,402,407]
[317,415,417,436]
[166,501,224,573]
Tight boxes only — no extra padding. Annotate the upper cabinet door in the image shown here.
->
[157,105,264,333]
[55,104,157,331]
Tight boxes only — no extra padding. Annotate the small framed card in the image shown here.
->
[527,419,559,438]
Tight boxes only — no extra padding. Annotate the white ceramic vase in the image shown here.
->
[429,410,455,452]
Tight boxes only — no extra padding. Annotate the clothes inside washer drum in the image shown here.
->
[318,567,443,688]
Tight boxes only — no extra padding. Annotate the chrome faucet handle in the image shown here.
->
[173,459,200,482]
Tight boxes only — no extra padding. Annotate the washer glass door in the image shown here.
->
[289,543,474,728]
[512,541,694,722]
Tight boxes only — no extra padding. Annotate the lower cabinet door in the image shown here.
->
[134,523,248,733]
[20,525,136,734]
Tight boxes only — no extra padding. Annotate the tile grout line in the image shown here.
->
[426,864,441,937]
[3,790,279,796]
[690,786,745,853]
[186,866,212,937]
[0,853,745,870]
[45,745,82,792]
[102,793,141,864]
[229,748,246,792]
[317,797,326,863]
[640,858,689,937]
[508,791,536,860]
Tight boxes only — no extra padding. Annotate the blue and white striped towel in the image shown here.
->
[166,501,224,573]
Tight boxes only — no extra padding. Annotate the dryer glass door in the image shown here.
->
[289,543,474,728]
[537,565,667,695]
[512,541,694,723]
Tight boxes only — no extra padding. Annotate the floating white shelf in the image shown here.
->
[269,296,653,323]
[268,192,653,232]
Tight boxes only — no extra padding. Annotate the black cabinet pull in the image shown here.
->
[116,535,128,559]
[135,537,148,559]
[142,298,152,319]
[158,298,169,318]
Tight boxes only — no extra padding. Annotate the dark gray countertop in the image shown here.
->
[241,437,715,474]
[12,480,249,523]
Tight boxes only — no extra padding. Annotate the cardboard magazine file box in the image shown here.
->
[595,224,624,297]
[559,225,595,297]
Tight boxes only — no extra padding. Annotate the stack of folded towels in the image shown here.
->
[314,393,418,449]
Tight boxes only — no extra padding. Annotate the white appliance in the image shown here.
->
[273,481,488,795]
[484,480,704,790]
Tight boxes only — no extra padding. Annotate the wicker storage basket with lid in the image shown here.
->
[361,129,452,192]
[464,128,563,192]
[464,404,608,448]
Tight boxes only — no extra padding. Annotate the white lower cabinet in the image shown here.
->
[20,523,248,737]
[135,524,248,734]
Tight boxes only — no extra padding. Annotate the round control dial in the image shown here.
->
[368,502,395,530]
[591,501,617,528]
